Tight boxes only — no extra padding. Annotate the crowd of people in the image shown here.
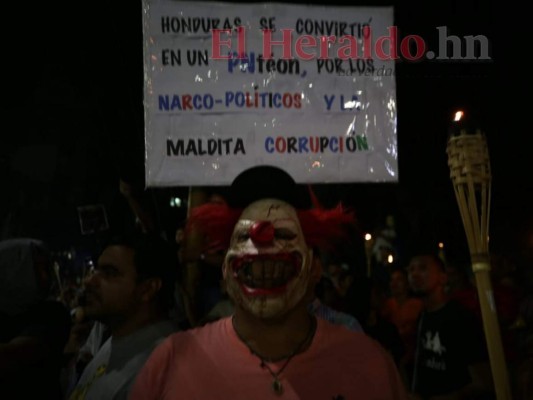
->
[1,167,532,399]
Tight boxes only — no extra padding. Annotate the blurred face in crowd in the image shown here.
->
[407,255,447,296]
[175,228,185,245]
[390,269,409,298]
[83,245,143,324]
[223,199,317,319]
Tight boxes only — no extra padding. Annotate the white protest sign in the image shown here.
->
[143,0,398,186]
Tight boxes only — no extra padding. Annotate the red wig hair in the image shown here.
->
[186,201,356,252]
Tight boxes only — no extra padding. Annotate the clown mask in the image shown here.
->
[223,198,315,319]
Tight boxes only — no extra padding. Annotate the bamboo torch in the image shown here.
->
[446,111,512,399]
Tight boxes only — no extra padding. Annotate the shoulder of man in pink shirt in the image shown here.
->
[129,318,232,400]
[317,320,408,400]
[128,331,174,400]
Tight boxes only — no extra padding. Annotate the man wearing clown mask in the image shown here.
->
[224,198,318,321]
[131,167,407,399]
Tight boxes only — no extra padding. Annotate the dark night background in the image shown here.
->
[2,1,529,271]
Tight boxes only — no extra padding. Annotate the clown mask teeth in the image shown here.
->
[234,254,300,291]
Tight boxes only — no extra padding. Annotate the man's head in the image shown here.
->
[389,268,409,298]
[223,198,319,319]
[187,168,355,320]
[82,233,176,327]
[407,254,447,297]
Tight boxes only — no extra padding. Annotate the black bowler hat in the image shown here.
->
[227,166,313,210]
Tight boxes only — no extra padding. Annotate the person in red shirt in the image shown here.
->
[381,268,423,367]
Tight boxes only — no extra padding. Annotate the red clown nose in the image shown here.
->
[249,221,275,245]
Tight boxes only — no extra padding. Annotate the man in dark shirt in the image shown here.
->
[407,253,493,399]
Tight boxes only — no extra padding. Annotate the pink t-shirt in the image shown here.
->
[130,317,407,400]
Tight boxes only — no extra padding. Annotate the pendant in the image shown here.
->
[272,378,283,395]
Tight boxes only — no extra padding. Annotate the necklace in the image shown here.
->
[232,316,317,396]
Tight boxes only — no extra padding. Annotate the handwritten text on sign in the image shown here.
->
[143,1,397,186]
